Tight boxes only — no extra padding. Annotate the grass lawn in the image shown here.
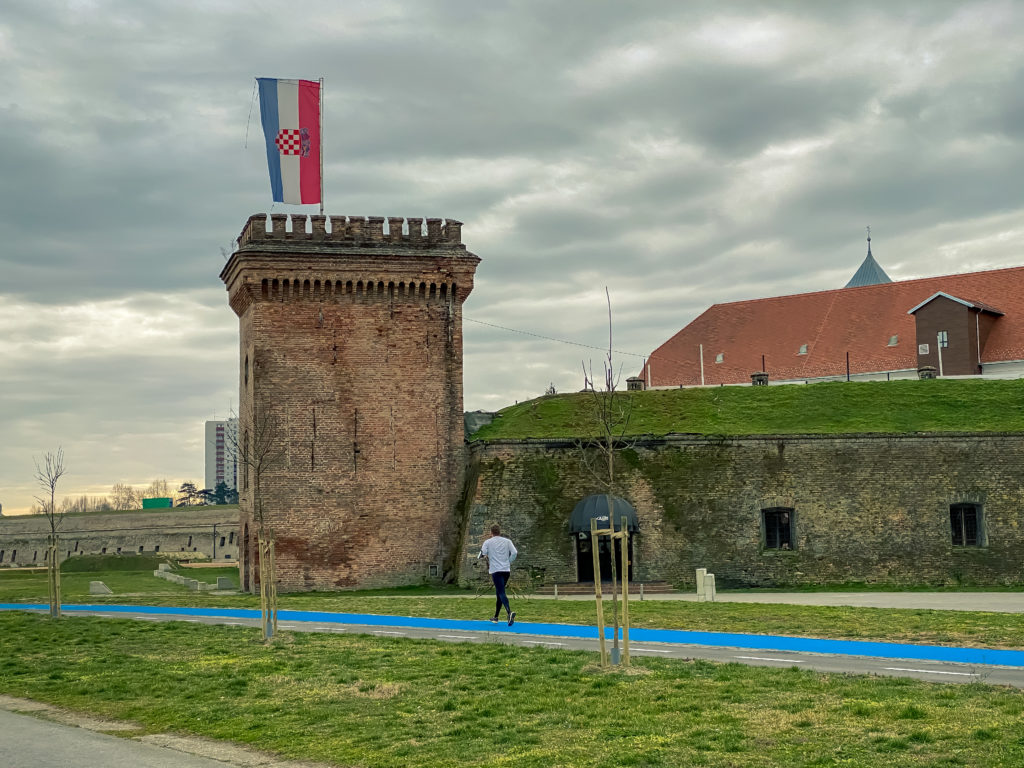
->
[2,612,1023,767]
[470,378,1024,440]
[3,567,1023,648]
[0,565,238,601]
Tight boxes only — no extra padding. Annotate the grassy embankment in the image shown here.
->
[2,612,1023,767]
[470,378,1024,440]
[56,503,239,518]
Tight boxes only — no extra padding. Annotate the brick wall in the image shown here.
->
[222,214,479,591]
[0,508,239,566]
[458,433,1024,587]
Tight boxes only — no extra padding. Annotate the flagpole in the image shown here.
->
[319,77,324,215]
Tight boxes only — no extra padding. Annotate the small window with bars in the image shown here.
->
[762,507,794,550]
[950,503,983,547]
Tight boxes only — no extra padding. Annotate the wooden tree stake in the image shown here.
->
[591,517,608,668]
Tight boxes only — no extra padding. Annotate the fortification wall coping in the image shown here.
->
[470,431,1024,452]
[0,508,237,535]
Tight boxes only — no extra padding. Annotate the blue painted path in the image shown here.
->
[4,602,1024,668]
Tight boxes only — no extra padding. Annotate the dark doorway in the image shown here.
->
[576,533,633,582]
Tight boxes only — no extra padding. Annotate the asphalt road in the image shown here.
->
[34,604,1024,689]
[0,709,230,768]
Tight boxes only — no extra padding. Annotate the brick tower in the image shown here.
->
[220,214,480,591]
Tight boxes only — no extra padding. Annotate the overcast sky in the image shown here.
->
[2,0,1023,514]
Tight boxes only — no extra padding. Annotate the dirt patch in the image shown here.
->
[0,694,138,731]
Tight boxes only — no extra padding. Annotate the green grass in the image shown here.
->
[2,612,1023,767]
[3,567,1022,648]
[470,379,1024,440]
[60,554,180,573]
[0,565,238,600]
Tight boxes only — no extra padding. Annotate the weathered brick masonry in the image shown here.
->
[221,214,479,592]
[458,433,1024,587]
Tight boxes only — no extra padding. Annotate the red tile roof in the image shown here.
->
[645,265,1024,386]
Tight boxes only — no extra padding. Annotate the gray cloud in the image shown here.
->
[2,0,1024,512]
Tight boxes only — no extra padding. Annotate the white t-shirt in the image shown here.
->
[479,535,518,574]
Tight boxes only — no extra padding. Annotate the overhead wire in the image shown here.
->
[463,316,688,368]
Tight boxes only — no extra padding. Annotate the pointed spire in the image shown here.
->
[844,226,893,288]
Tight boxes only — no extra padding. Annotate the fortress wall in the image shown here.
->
[0,508,239,566]
[459,433,1024,588]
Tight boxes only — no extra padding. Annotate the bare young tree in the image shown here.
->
[579,288,635,663]
[579,288,636,495]
[34,447,67,618]
[232,402,286,641]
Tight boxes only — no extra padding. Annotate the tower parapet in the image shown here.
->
[237,213,465,248]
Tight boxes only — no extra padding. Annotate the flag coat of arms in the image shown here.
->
[257,78,321,204]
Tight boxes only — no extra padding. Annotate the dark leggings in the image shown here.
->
[492,571,511,618]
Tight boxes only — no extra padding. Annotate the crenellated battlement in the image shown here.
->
[237,213,464,249]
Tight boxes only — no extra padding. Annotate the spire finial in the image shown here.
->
[866,225,872,256]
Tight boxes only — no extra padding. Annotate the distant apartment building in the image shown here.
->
[204,418,238,491]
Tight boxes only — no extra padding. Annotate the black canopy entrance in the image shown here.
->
[570,495,638,582]
[569,495,639,533]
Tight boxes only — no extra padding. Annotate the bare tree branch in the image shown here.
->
[33,447,66,618]
[230,400,286,641]
[34,447,66,535]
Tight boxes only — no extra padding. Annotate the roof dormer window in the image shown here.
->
[888,335,898,346]
[715,353,724,364]
[798,344,808,355]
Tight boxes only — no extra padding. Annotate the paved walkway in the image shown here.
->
[0,696,327,768]
[589,591,1024,612]
[449,590,1024,612]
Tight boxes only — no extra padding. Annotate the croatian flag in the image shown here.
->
[257,78,321,205]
